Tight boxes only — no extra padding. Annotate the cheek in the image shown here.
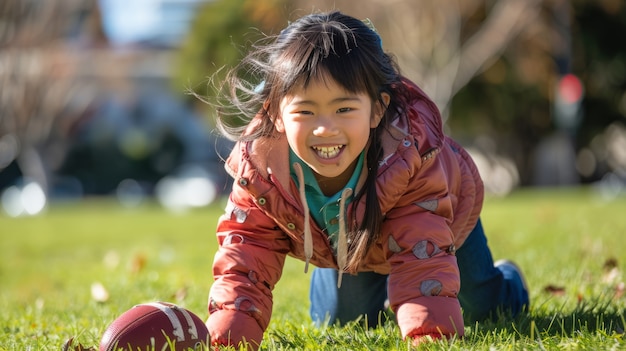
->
[280,119,297,134]
[354,125,372,150]
[282,122,306,146]
[356,130,371,149]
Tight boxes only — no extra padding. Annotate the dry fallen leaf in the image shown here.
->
[173,286,188,302]
[130,253,147,274]
[602,258,622,284]
[62,337,97,351]
[603,257,618,270]
[616,282,625,299]
[103,250,120,270]
[91,282,110,303]
[543,284,566,296]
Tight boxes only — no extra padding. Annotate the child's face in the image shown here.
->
[275,76,386,186]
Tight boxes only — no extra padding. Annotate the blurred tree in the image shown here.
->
[0,0,103,195]
[174,0,287,109]
[452,0,626,184]
[572,1,626,153]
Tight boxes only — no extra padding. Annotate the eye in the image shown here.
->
[289,110,312,116]
[337,107,353,113]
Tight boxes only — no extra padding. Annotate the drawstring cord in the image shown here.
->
[293,162,352,288]
[336,188,352,288]
[293,163,312,273]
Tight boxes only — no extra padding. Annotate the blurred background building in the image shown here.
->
[1,0,625,216]
[0,0,232,215]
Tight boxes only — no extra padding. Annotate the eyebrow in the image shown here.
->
[291,96,363,106]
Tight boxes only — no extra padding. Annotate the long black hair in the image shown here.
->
[215,11,411,271]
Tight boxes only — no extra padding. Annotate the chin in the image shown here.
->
[315,168,347,179]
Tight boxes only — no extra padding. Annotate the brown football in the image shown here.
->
[99,301,209,351]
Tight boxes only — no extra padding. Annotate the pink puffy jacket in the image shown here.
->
[207,79,484,348]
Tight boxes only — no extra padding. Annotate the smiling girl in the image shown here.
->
[206,11,528,349]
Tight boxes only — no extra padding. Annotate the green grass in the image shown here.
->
[1,188,625,350]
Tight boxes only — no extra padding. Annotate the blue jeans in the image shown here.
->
[309,219,529,326]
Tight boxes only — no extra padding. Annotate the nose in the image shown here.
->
[312,115,339,137]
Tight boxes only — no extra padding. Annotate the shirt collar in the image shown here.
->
[289,148,364,203]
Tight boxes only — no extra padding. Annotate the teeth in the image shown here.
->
[313,145,342,159]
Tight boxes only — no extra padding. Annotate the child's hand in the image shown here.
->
[411,332,442,346]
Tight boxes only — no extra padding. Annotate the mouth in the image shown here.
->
[312,145,344,159]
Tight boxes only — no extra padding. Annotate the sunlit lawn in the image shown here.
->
[1,187,625,350]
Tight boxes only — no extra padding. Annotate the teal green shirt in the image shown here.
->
[289,149,364,249]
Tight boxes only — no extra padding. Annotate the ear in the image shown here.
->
[274,115,285,133]
[266,100,285,133]
[371,92,391,128]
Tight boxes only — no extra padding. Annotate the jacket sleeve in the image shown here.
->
[384,152,464,342]
[207,189,290,349]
